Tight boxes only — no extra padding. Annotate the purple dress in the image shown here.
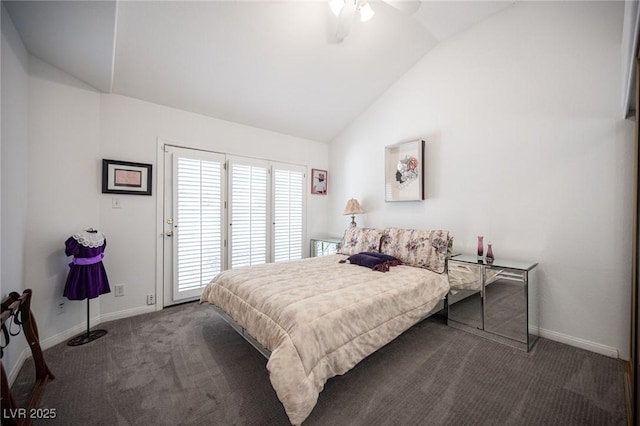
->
[63,230,111,300]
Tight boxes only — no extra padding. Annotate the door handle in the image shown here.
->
[164,231,173,237]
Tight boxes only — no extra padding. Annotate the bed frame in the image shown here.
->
[211,305,272,358]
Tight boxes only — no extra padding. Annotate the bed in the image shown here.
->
[200,227,452,425]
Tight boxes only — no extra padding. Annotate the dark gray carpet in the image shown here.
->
[10,302,626,425]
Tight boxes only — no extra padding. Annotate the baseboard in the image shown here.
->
[7,304,157,386]
[538,327,620,359]
[40,316,102,351]
[99,305,156,323]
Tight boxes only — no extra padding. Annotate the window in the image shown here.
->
[164,145,307,304]
[171,149,225,300]
[273,164,305,262]
[229,158,269,268]
[228,157,306,268]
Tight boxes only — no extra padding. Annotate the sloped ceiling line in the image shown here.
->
[108,0,119,93]
[5,0,515,143]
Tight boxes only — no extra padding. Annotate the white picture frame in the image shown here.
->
[384,140,424,202]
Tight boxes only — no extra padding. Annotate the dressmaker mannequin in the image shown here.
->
[63,228,110,346]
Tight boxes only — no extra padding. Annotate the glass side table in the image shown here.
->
[447,254,539,351]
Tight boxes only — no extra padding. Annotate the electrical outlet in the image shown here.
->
[57,301,65,314]
[114,284,125,297]
[147,294,155,305]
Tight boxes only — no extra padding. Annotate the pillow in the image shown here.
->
[359,251,398,262]
[337,227,385,255]
[345,252,387,269]
[380,228,451,273]
[344,252,401,271]
[446,235,455,257]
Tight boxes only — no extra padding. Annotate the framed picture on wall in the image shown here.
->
[384,140,424,202]
[311,169,328,195]
[102,159,153,195]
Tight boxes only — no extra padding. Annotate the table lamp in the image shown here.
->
[343,198,365,227]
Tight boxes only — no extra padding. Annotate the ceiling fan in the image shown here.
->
[329,0,422,42]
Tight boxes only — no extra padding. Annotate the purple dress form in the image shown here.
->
[63,230,111,300]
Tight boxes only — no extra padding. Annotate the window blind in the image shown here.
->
[175,157,223,296]
[229,161,268,268]
[273,167,304,262]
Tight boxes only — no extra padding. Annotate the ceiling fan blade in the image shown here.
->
[334,0,357,42]
[384,0,422,15]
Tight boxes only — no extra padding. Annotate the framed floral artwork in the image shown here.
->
[384,140,424,202]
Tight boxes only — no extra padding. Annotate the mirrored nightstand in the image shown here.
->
[310,236,342,257]
[447,255,539,351]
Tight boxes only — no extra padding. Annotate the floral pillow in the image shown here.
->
[380,228,451,273]
[337,227,385,255]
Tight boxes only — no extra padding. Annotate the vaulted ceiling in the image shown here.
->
[4,1,515,142]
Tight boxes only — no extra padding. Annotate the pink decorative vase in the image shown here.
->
[477,236,484,258]
[486,242,494,262]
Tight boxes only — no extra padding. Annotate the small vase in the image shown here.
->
[486,242,494,262]
[477,236,484,258]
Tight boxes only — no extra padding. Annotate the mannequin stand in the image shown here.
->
[67,297,107,346]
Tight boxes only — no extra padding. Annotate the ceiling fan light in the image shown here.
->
[359,3,375,22]
[329,0,345,16]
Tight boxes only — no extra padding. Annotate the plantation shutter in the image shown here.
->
[272,163,305,262]
[229,157,269,268]
[172,149,225,301]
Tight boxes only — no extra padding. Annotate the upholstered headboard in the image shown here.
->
[338,226,453,274]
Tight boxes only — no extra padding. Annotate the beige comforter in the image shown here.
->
[200,255,450,425]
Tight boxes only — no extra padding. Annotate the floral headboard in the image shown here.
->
[380,228,452,274]
[337,227,385,255]
[338,226,452,274]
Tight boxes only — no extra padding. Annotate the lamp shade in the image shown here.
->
[343,198,365,215]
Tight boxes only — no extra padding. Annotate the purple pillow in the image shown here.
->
[359,252,398,262]
[346,252,399,269]
[347,253,385,269]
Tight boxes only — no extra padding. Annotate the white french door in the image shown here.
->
[163,146,226,306]
[227,158,306,267]
[162,146,306,307]
[272,163,305,262]
[228,156,269,268]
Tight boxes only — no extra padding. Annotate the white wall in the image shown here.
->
[329,1,634,358]
[1,3,30,380]
[98,94,329,316]
[27,56,102,343]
